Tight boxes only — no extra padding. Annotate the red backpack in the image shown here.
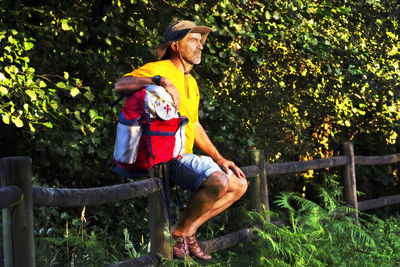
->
[113,85,188,177]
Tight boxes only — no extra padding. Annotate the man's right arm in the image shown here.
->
[114,76,153,95]
[114,76,181,107]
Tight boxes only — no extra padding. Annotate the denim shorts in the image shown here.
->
[168,153,233,192]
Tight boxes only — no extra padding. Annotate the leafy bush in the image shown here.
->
[1,0,399,194]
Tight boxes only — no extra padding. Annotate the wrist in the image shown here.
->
[214,155,225,165]
[152,75,161,86]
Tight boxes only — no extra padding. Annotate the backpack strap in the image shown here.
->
[144,113,157,167]
[178,112,189,126]
[161,164,173,224]
[110,95,125,107]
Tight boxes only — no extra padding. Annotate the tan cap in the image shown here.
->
[157,20,212,60]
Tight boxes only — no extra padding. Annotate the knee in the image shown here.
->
[205,171,229,198]
[233,176,248,198]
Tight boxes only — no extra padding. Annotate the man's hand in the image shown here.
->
[160,76,180,108]
[216,157,246,179]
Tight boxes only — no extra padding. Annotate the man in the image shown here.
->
[114,20,247,260]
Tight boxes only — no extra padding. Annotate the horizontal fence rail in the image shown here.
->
[265,156,349,175]
[0,185,23,209]
[241,165,261,177]
[358,194,400,211]
[32,178,161,207]
[355,153,400,165]
[263,153,400,176]
[31,166,260,207]
[108,220,288,267]
[108,227,256,267]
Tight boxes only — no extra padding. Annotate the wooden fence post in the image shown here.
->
[0,157,35,267]
[342,142,359,224]
[1,159,13,267]
[148,165,172,260]
[248,149,270,221]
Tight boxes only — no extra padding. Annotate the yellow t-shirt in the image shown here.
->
[124,60,200,153]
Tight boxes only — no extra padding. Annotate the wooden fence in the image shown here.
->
[1,142,400,266]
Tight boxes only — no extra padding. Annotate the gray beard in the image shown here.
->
[183,53,202,65]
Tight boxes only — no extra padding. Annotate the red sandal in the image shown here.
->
[186,234,211,261]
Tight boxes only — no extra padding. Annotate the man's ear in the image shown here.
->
[171,42,178,51]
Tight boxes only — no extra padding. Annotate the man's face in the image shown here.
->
[177,33,203,65]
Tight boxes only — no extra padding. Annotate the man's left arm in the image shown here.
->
[194,121,245,178]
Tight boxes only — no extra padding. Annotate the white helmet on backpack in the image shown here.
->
[145,85,178,120]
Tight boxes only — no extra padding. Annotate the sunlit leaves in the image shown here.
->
[56,82,66,88]
[60,19,73,31]
[0,86,7,95]
[0,25,104,146]
[195,0,400,168]
[25,90,37,101]
[2,113,10,124]
[70,87,80,97]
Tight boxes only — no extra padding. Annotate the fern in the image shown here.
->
[245,186,400,267]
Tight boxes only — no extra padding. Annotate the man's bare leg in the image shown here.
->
[187,176,247,233]
[172,171,248,237]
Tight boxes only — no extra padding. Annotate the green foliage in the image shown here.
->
[123,227,147,258]
[203,0,400,160]
[35,207,111,266]
[34,202,151,266]
[245,188,400,266]
[160,185,400,266]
